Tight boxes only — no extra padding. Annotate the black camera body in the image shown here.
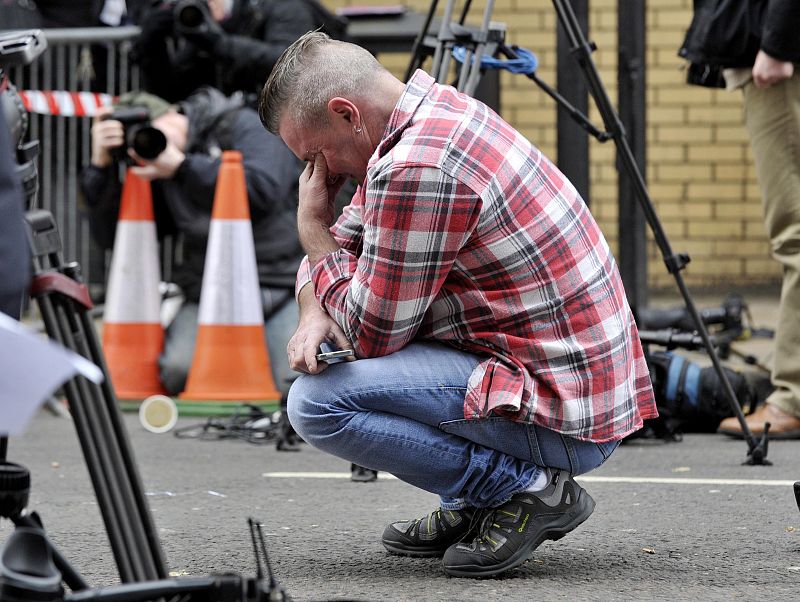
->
[105,107,168,160]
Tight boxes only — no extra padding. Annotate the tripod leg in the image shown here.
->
[12,513,90,591]
[431,0,458,81]
[549,0,767,463]
[76,298,168,577]
[25,210,169,581]
[462,0,496,96]
[35,292,140,582]
[404,0,439,82]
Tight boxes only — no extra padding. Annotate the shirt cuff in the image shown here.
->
[310,248,358,304]
[295,256,312,300]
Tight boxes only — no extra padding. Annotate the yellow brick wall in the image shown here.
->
[323,0,780,289]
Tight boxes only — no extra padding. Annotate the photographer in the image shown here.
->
[80,87,304,395]
[132,0,317,104]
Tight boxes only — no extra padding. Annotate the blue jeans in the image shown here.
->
[287,341,619,510]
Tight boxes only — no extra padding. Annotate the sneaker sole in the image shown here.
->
[442,489,596,578]
[382,541,449,558]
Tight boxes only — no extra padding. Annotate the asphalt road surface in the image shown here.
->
[2,409,798,602]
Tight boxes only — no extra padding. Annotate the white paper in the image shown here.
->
[0,312,103,435]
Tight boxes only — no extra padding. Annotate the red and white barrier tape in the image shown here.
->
[18,90,117,116]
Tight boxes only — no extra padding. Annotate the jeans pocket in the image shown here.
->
[439,417,534,462]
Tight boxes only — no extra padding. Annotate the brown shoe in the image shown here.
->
[717,403,800,440]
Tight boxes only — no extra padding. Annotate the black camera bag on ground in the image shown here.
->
[627,351,770,442]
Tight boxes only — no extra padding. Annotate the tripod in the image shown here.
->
[410,0,770,465]
[0,210,291,600]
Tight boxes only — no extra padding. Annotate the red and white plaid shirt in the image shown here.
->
[297,70,656,442]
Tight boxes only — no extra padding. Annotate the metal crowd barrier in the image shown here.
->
[10,26,142,289]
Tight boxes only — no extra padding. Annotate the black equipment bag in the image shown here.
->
[628,351,769,441]
[678,0,766,88]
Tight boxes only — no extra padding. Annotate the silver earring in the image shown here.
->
[354,126,362,134]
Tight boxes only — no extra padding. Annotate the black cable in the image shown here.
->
[173,405,281,445]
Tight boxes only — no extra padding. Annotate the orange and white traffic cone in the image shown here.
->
[102,169,168,399]
[179,150,281,402]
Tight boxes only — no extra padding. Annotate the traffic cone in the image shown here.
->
[179,151,281,402]
[102,169,168,399]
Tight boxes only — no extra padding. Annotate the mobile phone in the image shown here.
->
[315,349,355,362]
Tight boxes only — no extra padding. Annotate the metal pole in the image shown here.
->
[550,0,766,463]
[617,0,648,314]
[556,0,590,205]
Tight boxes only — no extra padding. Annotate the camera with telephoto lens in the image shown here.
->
[104,107,168,160]
[171,0,213,36]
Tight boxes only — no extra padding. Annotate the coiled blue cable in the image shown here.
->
[451,45,539,74]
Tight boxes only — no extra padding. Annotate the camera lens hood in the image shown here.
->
[129,125,167,160]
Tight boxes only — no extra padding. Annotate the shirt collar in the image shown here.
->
[373,69,436,162]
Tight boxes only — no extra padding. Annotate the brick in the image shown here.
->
[687,143,746,162]
[648,145,686,162]
[687,220,743,238]
[712,200,764,220]
[655,86,715,105]
[688,183,745,200]
[657,126,713,143]
[713,164,757,181]
[654,8,693,28]
[715,240,771,256]
[744,221,769,238]
[715,125,750,143]
[687,106,745,123]
[648,182,686,201]
[648,106,686,123]
[691,259,746,277]
[647,29,688,47]
[744,259,782,276]
[656,164,712,181]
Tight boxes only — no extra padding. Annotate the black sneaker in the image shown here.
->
[350,463,378,482]
[441,470,595,577]
[382,506,477,558]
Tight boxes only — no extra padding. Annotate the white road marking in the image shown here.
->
[261,472,797,487]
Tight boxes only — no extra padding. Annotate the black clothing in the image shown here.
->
[32,0,148,27]
[682,0,800,69]
[80,87,303,303]
[133,0,317,103]
[36,0,98,27]
[760,1,800,63]
[0,110,31,318]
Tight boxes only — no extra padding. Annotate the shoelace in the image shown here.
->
[474,507,518,547]
[406,508,446,536]
[410,508,473,537]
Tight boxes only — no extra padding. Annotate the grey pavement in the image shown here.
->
[2,291,799,601]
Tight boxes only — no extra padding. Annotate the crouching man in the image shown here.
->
[259,32,657,578]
